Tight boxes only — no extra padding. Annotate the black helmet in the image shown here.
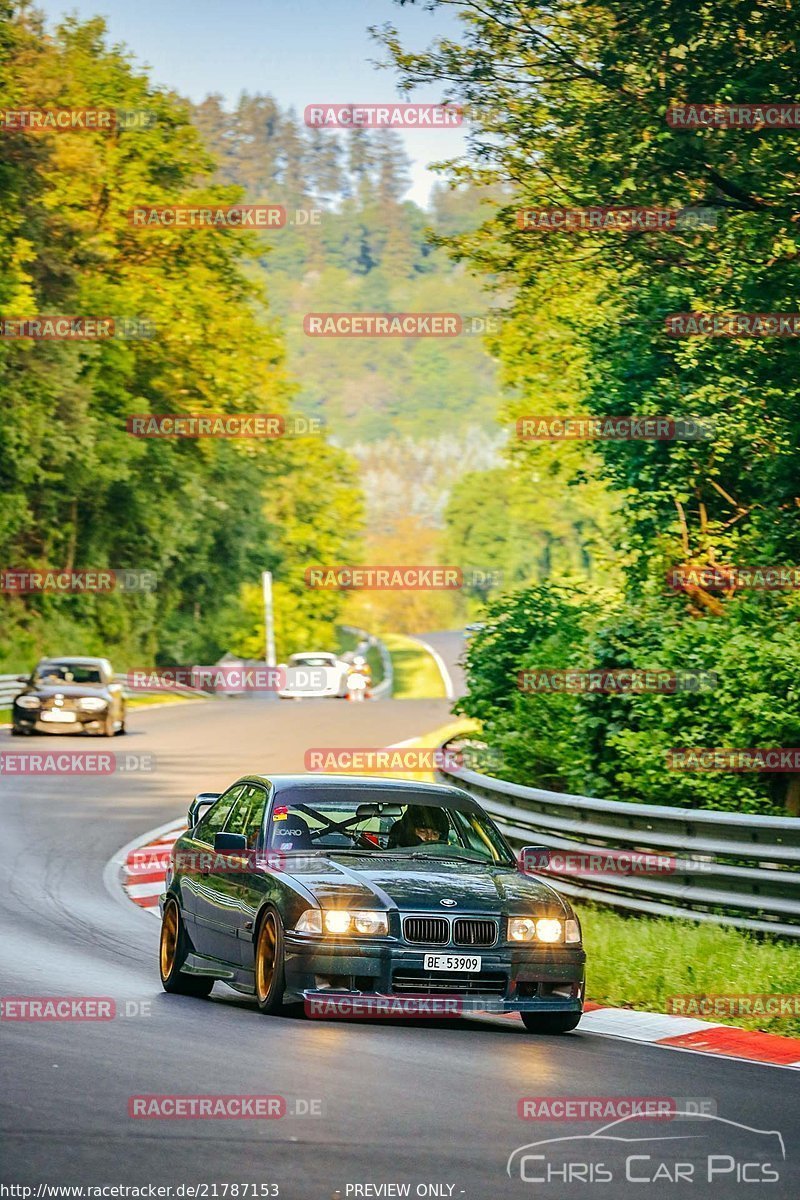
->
[404,804,449,837]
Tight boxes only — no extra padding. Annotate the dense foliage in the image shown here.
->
[0,6,363,668]
[382,0,800,811]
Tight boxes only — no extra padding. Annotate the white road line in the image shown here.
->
[405,635,454,700]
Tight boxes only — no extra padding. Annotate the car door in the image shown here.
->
[220,784,271,964]
[182,785,244,959]
[194,785,268,965]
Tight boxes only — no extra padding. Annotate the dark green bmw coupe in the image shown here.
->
[159,775,585,1033]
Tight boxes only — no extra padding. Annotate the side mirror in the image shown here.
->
[214,832,248,851]
[187,792,220,828]
[518,845,551,873]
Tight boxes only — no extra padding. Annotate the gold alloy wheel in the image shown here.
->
[160,902,178,980]
[255,912,278,1002]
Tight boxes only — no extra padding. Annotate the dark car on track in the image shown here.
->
[159,775,585,1032]
[12,656,126,737]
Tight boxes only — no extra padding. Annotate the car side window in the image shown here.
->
[194,786,244,844]
[225,785,269,849]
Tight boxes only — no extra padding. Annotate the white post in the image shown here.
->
[262,570,276,667]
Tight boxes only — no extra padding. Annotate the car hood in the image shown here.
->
[285,854,568,915]
[25,684,109,699]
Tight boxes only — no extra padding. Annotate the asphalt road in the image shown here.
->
[1,696,797,1199]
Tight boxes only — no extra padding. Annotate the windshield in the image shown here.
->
[291,655,335,668]
[34,662,103,685]
[266,790,514,865]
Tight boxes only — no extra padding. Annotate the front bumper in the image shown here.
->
[13,710,109,734]
[284,934,585,1014]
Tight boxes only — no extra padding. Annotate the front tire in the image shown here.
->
[254,907,286,1015]
[159,898,214,997]
[520,1011,582,1034]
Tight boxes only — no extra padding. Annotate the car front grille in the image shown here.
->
[402,915,498,947]
[392,970,507,996]
[403,917,449,945]
[453,918,497,947]
[40,697,78,711]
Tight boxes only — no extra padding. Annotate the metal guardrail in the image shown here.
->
[0,674,24,707]
[339,626,393,700]
[436,741,800,938]
[0,672,206,707]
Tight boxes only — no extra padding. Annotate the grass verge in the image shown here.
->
[577,902,800,1037]
[382,632,448,699]
[125,692,207,708]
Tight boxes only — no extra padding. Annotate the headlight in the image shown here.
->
[15,696,40,709]
[295,909,323,934]
[353,912,388,935]
[565,918,581,943]
[78,697,107,712]
[536,918,563,943]
[293,909,390,936]
[508,917,564,943]
[324,910,352,935]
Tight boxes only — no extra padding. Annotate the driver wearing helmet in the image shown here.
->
[387,803,450,849]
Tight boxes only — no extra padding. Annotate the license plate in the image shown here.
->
[423,954,481,972]
[41,710,77,723]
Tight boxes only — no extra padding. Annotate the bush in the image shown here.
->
[458,582,800,814]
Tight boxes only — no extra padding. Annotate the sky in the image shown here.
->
[38,0,469,205]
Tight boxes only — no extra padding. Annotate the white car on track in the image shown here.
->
[276,652,350,700]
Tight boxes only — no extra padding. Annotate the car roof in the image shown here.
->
[37,656,108,665]
[237,774,481,806]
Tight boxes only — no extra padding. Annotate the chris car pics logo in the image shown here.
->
[507,1112,784,1185]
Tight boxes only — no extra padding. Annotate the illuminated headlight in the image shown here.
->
[508,917,536,942]
[78,697,107,712]
[15,696,40,709]
[565,918,581,944]
[294,909,390,936]
[324,910,352,935]
[536,918,563,943]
